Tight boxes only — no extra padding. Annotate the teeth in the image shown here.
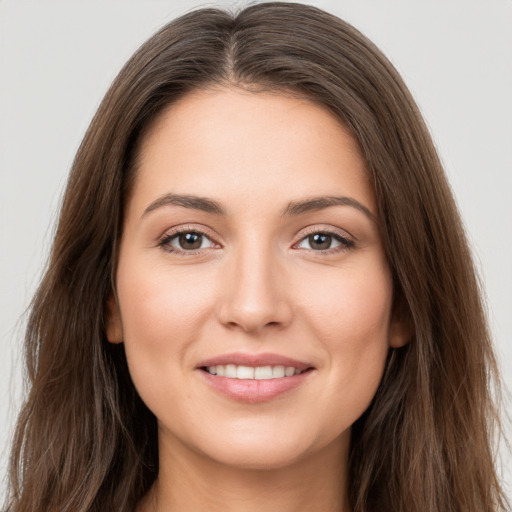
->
[205,364,305,379]
[237,365,254,379]
[225,364,237,378]
[254,366,272,379]
[272,365,285,378]
[285,366,295,377]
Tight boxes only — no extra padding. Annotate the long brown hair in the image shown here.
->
[5,3,508,511]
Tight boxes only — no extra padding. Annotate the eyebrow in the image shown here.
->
[142,193,226,217]
[283,196,375,221]
[142,193,375,222]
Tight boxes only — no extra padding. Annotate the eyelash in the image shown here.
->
[294,227,355,254]
[158,226,217,255]
[157,226,355,255]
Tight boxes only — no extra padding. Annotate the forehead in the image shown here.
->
[130,86,375,217]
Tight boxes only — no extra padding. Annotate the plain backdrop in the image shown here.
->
[1,0,511,501]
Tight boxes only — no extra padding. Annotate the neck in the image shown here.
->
[138,431,351,512]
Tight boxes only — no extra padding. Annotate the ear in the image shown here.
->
[106,293,123,344]
[388,295,414,348]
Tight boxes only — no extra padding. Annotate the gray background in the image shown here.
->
[1,0,511,501]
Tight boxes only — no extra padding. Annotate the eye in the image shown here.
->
[159,230,216,253]
[295,231,354,252]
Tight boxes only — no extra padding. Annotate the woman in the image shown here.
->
[4,3,508,511]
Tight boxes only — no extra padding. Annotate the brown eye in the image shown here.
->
[296,231,353,252]
[308,233,333,250]
[159,230,216,253]
[178,232,203,250]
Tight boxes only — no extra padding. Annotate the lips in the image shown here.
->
[196,352,315,403]
[196,352,312,370]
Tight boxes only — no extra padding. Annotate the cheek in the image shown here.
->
[296,259,392,406]
[299,259,392,342]
[117,257,217,336]
[115,258,217,391]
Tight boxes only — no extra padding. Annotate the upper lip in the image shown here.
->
[196,352,313,371]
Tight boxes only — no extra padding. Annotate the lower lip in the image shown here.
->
[198,369,313,403]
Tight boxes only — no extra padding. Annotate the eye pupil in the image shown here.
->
[179,232,202,250]
[309,233,331,250]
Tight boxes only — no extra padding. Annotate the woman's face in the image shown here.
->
[108,87,407,470]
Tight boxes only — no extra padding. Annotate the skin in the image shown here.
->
[107,87,408,512]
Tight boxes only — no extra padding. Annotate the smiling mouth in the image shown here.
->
[201,364,312,380]
[196,353,315,402]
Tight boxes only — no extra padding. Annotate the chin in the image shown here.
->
[190,422,348,472]
[204,443,307,471]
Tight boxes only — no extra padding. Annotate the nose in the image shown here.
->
[216,241,293,334]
